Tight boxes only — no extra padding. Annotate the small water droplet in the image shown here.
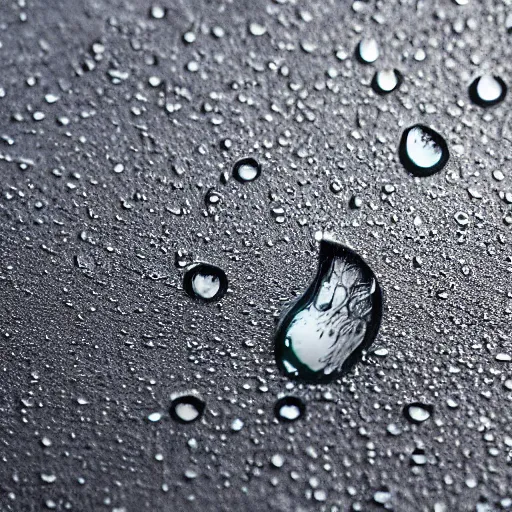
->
[403,402,432,424]
[469,75,507,107]
[371,69,402,94]
[249,22,267,36]
[147,412,163,422]
[274,238,383,383]
[271,454,285,468]
[398,125,449,177]
[149,5,166,19]
[357,38,379,64]
[274,396,305,422]
[232,157,261,183]
[183,263,228,302]
[205,188,222,206]
[231,418,244,431]
[170,395,205,424]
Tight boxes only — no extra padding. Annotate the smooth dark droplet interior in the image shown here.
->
[170,395,205,424]
[183,263,228,302]
[398,124,449,177]
[468,75,507,107]
[274,239,383,384]
[274,396,305,422]
[232,157,261,183]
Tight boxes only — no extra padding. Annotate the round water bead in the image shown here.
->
[403,402,433,424]
[274,396,305,422]
[398,125,449,177]
[232,157,261,183]
[371,69,402,95]
[170,395,205,424]
[469,75,507,107]
[183,263,228,302]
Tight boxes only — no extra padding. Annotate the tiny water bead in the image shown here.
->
[274,396,305,422]
[356,38,379,64]
[469,75,507,107]
[170,395,205,424]
[274,238,383,383]
[371,69,402,95]
[183,263,228,302]
[398,125,449,177]
[205,188,222,206]
[232,157,261,183]
[403,403,433,424]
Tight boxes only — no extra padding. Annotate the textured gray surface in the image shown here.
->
[1,0,512,510]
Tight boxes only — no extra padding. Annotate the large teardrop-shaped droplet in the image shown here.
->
[398,125,449,177]
[274,238,383,383]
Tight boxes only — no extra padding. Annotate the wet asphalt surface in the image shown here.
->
[1,0,512,510]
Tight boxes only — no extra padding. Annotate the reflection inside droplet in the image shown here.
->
[357,38,379,63]
[404,402,432,424]
[398,125,449,177]
[476,75,502,102]
[372,69,401,94]
[233,157,261,183]
[274,396,305,421]
[175,403,200,422]
[407,127,441,168]
[192,274,220,300]
[274,239,383,383]
[183,263,228,302]
[170,395,205,424]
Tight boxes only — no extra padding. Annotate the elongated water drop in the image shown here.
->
[469,75,507,107]
[398,125,449,177]
[357,38,379,64]
[274,238,383,383]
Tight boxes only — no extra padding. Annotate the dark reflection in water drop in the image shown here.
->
[274,396,305,422]
[183,263,228,302]
[274,238,383,383]
[371,69,402,95]
[232,157,261,183]
[469,75,507,107]
[398,125,449,177]
[170,395,205,424]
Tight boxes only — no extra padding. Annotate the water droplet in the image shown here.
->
[232,157,261,183]
[149,5,166,19]
[205,188,222,206]
[403,402,432,424]
[469,75,507,107]
[371,69,402,95]
[274,396,305,422]
[357,38,379,64]
[170,395,205,424]
[271,454,285,468]
[398,125,449,177]
[183,263,228,302]
[274,238,383,383]
[231,418,244,431]
[249,22,267,37]
[147,412,163,422]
